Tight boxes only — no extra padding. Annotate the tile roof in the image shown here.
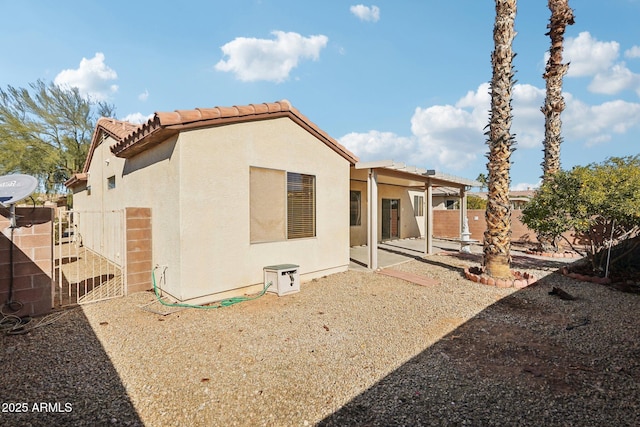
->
[110,100,358,164]
[98,117,141,140]
[65,118,140,187]
[473,190,535,200]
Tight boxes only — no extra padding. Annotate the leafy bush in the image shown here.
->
[522,156,640,273]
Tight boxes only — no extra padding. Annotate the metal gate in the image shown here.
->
[54,210,125,306]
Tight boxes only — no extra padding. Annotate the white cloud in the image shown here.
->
[54,52,118,101]
[121,112,153,124]
[341,79,640,175]
[511,84,546,149]
[560,32,640,96]
[511,181,541,191]
[339,130,416,162]
[138,89,149,102]
[625,46,640,59]
[564,32,619,77]
[350,4,380,22]
[563,97,640,146]
[215,31,328,82]
[588,63,640,95]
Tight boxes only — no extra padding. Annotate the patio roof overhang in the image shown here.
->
[354,160,480,189]
[351,160,481,270]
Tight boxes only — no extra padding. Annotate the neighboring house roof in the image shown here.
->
[65,117,139,188]
[110,99,358,164]
[64,173,87,188]
[472,190,536,200]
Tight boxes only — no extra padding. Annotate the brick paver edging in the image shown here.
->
[464,266,537,289]
[525,250,582,259]
[559,266,611,285]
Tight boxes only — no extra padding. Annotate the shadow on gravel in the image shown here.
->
[318,271,640,426]
[0,308,143,427]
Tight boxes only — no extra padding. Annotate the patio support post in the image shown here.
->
[425,180,433,255]
[367,168,379,270]
[460,186,468,236]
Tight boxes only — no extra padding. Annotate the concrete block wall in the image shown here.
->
[125,208,152,294]
[0,207,53,317]
[433,209,539,243]
[433,209,577,248]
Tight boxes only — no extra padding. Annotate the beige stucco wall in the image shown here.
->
[71,135,128,264]
[177,118,350,302]
[72,134,183,295]
[73,117,350,303]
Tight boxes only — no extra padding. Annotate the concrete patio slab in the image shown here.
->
[349,238,482,271]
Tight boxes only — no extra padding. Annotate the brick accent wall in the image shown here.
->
[0,207,53,317]
[125,208,152,294]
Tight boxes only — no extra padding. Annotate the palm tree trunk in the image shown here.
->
[541,0,574,179]
[484,0,517,279]
[538,0,574,252]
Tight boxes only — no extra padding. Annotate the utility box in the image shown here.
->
[263,264,300,296]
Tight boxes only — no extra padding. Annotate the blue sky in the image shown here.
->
[1,1,639,190]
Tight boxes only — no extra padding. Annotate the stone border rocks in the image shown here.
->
[464,266,537,289]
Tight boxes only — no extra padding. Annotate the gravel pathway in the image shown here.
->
[1,249,639,426]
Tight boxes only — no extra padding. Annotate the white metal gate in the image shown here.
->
[54,210,126,306]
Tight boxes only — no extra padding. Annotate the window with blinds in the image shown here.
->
[287,172,316,239]
[250,167,286,243]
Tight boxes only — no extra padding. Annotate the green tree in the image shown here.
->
[522,156,640,272]
[475,173,488,191]
[0,80,115,192]
[467,195,488,210]
[484,0,518,279]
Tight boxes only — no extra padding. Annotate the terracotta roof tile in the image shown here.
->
[110,100,358,164]
[64,173,87,188]
[77,118,141,176]
[97,117,140,140]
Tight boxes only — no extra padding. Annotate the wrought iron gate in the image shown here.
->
[54,210,125,306]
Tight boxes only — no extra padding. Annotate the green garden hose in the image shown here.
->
[151,267,271,309]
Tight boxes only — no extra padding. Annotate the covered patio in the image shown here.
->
[350,160,481,270]
[349,237,482,271]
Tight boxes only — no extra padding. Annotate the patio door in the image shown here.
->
[382,199,400,240]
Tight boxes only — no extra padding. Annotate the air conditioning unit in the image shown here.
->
[263,264,300,296]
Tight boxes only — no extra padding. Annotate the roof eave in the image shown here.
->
[64,173,88,188]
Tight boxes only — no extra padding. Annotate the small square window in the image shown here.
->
[107,175,116,190]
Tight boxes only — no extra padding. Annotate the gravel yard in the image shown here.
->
[1,249,639,426]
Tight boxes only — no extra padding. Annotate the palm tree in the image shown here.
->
[537,0,574,252]
[484,0,517,279]
[541,0,574,180]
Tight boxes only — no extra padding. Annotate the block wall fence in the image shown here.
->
[0,207,53,317]
[433,209,577,248]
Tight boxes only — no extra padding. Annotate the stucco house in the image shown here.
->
[67,100,477,305]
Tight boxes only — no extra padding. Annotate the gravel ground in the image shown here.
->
[1,249,639,426]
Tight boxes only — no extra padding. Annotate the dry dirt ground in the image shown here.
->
[320,251,640,426]
[2,249,640,426]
